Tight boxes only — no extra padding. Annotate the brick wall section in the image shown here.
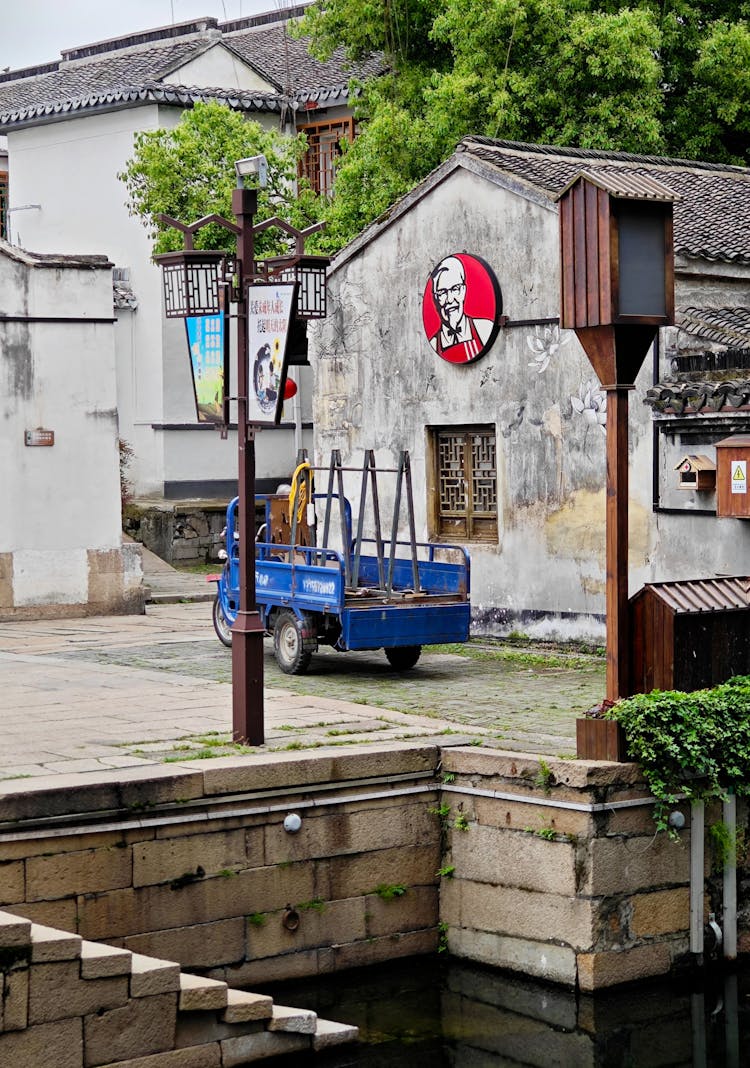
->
[0,743,745,997]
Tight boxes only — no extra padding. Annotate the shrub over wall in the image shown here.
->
[608,676,750,831]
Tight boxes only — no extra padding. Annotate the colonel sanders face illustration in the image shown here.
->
[432,256,468,335]
[424,254,500,364]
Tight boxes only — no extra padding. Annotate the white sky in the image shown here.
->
[2,0,292,71]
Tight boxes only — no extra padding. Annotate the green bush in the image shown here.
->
[607,676,750,831]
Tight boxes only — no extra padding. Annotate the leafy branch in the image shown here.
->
[608,677,750,833]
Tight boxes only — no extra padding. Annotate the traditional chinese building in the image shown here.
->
[309,138,750,638]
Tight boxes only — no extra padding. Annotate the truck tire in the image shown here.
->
[385,645,422,670]
[213,596,233,648]
[274,610,312,675]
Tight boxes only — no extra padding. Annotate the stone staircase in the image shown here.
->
[0,909,357,1066]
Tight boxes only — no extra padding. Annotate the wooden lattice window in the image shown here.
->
[429,426,498,541]
[298,117,354,196]
[0,172,7,240]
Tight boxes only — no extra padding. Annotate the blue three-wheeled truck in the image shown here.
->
[209,451,471,673]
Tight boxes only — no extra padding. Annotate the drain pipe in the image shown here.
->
[723,793,737,961]
[690,800,705,956]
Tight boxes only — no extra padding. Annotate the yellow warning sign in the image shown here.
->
[731,460,747,494]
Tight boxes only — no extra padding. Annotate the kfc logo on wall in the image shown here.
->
[422,253,502,364]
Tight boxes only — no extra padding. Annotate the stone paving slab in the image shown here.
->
[0,603,605,782]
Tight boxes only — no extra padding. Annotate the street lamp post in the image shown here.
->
[155,157,328,746]
[230,181,265,744]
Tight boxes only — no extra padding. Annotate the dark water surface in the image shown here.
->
[258,955,750,1067]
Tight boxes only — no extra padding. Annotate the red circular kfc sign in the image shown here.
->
[422,253,502,364]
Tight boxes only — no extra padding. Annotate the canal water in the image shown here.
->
[258,955,749,1066]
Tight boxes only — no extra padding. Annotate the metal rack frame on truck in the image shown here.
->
[208,450,471,673]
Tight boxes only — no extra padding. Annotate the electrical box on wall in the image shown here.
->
[716,435,750,518]
[674,454,716,492]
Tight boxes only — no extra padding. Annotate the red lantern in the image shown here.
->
[283,377,298,400]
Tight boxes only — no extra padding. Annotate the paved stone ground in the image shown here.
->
[0,595,604,781]
[0,546,605,780]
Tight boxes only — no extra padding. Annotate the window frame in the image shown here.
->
[427,424,499,544]
[298,117,354,197]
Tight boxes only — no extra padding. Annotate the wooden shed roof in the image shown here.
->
[631,577,750,614]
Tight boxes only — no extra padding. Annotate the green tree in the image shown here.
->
[119,100,323,256]
[296,0,750,251]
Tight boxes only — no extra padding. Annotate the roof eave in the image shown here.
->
[328,150,558,276]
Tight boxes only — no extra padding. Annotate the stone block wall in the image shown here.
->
[1,746,441,990]
[0,743,743,994]
[439,749,696,990]
[0,909,356,1067]
[123,501,230,567]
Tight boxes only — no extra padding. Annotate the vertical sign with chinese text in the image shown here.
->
[246,282,297,426]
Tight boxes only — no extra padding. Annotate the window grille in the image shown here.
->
[431,426,498,541]
[299,118,354,196]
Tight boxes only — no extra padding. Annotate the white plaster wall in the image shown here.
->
[7,107,173,496]
[163,44,276,92]
[310,165,750,633]
[6,102,285,498]
[0,249,124,607]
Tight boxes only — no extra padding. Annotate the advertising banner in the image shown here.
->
[185,313,225,423]
[246,282,297,426]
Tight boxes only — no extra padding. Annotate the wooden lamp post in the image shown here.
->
[557,171,676,721]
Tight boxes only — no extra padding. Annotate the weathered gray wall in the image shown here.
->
[309,165,750,638]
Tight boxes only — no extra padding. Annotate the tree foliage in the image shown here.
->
[296,0,750,251]
[119,101,324,256]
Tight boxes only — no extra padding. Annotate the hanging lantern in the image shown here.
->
[263,254,328,319]
[154,249,227,318]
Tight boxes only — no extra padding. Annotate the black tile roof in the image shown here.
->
[677,307,750,351]
[0,7,382,129]
[460,137,750,266]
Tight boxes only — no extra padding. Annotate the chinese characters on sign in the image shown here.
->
[422,253,502,364]
[185,314,225,423]
[246,283,297,426]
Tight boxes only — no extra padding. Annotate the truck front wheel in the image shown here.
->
[213,596,233,648]
[385,645,422,670]
[274,611,313,675]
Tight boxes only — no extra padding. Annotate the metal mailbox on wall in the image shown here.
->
[716,435,750,518]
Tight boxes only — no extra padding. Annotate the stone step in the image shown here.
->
[0,912,31,949]
[80,940,132,979]
[313,1017,360,1051]
[29,922,82,963]
[268,1003,317,1035]
[130,952,182,997]
[221,988,274,1023]
[179,971,229,1012]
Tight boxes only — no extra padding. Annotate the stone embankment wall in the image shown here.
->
[0,909,356,1067]
[0,742,743,1005]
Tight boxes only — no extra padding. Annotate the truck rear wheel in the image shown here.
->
[213,596,233,648]
[274,611,312,675]
[385,645,422,670]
